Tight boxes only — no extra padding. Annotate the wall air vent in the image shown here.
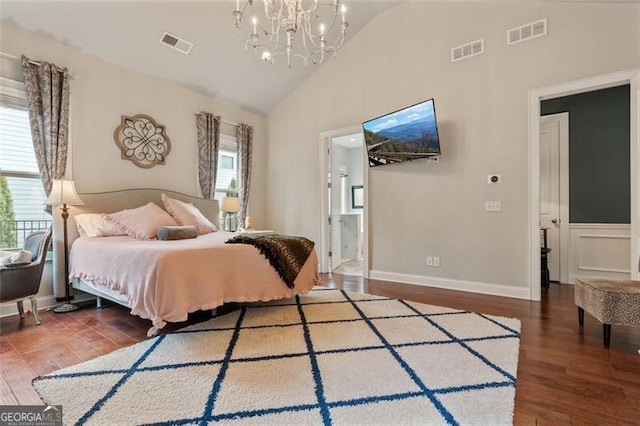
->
[160,32,193,55]
[507,18,547,45]
[451,38,484,62]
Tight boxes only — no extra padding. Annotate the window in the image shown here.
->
[213,134,238,201]
[0,78,50,249]
[220,155,234,170]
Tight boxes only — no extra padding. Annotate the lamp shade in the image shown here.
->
[45,179,84,206]
[221,196,240,213]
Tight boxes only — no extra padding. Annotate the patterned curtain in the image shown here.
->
[21,55,70,211]
[196,112,220,199]
[237,123,254,226]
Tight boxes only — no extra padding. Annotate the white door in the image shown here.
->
[540,113,569,282]
[329,143,342,270]
[326,167,334,270]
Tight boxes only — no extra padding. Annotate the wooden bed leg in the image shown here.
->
[96,296,103,309]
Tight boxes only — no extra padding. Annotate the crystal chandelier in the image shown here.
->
[232,0,349,67]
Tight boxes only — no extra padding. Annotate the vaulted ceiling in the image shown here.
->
[0,1,403,115]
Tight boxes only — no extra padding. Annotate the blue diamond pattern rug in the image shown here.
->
[33,287,521,425]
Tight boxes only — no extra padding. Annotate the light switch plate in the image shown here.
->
[485,201,502,212]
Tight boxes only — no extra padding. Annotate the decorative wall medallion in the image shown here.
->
[113,114,171,168]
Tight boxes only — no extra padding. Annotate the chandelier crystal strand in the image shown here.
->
[233,0,348,67]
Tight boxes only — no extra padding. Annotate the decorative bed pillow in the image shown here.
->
[161,193,217,234]
[157,225,199,241]
[106,202,177,240]
[75,213,126,237]
[0,250,31,266]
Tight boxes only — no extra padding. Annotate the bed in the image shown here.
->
[55,188,320,335]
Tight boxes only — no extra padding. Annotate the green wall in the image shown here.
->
[541,85,630,224]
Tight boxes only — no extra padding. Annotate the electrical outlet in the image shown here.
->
[426,256,433,266]
[433,257,440,267]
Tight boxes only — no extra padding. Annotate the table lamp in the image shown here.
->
[45,179,84,313]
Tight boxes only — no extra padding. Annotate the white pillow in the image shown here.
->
[0,250,32,266]
[75,213,126,238]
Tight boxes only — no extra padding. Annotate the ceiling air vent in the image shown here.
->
[451,39,484,62]
[507,18,547,45]
[160,32,193,55]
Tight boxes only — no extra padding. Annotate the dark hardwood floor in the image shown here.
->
[1,274,640,424]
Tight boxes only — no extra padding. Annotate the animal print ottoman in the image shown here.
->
[574,277,640,347]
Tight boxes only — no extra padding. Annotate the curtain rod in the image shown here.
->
[0,51,68,73]
[195,111,239,127]
[221,119,239,127]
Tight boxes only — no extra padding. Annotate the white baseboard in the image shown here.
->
[0,295,59,318]
[0,294,97,319]
[369,270,531,300]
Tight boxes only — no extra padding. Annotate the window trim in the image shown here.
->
[0,77,27,100]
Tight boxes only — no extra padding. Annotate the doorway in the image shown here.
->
[318,125,368,277]
[528,69,640,301]
[328,133,365,276]
[539,113,569,284]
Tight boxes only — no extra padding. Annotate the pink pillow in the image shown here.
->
[161,193,217,234]
[106,202,177,240]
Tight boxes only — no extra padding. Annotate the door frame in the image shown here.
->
[539,112,570,284]
[529,68,640,301]
[318,125,369,276]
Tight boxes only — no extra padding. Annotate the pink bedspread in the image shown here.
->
[69,232,320,335]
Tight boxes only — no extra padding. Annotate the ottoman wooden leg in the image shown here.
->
[603,324,612,347]
[578,307,584,327]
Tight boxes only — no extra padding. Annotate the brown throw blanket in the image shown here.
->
[225,234,315,288]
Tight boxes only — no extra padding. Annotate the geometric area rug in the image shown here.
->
[33,287,521,425]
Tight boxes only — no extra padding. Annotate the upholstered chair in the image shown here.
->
[0,228,52,325]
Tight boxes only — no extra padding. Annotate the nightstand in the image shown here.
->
[236,229,274,236]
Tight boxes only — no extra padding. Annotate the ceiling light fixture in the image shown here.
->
[233,0,348,67]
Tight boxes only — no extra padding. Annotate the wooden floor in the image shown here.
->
[2,274,640,424]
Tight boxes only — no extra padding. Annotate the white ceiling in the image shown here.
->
[333,133,362,149]
[0,0,402,115]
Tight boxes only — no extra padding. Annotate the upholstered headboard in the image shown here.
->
[51,188,220,298]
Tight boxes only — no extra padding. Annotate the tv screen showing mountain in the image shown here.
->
[362,99,441,167]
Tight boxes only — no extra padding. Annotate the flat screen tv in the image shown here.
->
[362,98,440,167]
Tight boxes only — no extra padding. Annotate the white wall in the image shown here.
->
[0,23,268,302]
[568,224,631,284]
[267,2,640,296]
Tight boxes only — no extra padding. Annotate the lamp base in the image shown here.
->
[224,213,238,232]
[53,302,80,313]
